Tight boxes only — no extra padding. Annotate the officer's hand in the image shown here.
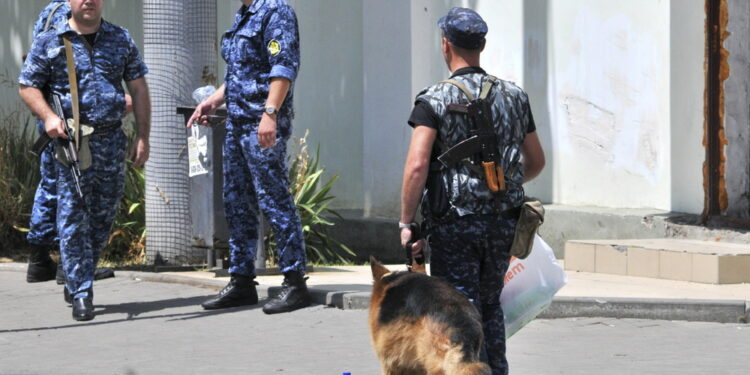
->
[258,113,277,149]
[131,136,149,168]
[400,228,425,260]
[44,115,68,139]
[124,94,133,117]
[187,101,217,128]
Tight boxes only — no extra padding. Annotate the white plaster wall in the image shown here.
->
[288,0,365,210]
[670,0,707,215]
[0,0,143,123]
[547,0,672,210]
[362,0,412,217]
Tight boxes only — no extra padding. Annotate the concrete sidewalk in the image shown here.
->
[2,262,748,323]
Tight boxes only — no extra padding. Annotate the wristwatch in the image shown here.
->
[264,105,278,116]
[399,221,418,230]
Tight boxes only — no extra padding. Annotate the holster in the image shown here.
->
[510,198,545,259]
[55,119,94,170]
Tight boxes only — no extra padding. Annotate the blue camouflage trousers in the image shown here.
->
[428,214,515,375]
[27,120,58,246]
[57,129,126,300]
[223,117,306,277]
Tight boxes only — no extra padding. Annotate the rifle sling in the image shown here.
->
[62,36,81,147]
[44,3,67,32]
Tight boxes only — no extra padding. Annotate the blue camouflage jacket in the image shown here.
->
[19,19,148,128]
[222,0,300,122]
[32,0,70,38]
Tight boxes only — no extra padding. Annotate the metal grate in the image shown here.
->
[143,0,217,265]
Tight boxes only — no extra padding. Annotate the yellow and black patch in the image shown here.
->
[267,39,281,56]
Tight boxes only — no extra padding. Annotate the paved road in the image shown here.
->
[1,271,748,375]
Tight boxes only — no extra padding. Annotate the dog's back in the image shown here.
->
[369,258,491,375]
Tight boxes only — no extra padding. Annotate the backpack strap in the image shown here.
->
[441,75,498,102]
[440,79,475,101]
[43,2,67,32]
[479,75,498,100]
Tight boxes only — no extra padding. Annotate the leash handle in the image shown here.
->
[401,222,424,271]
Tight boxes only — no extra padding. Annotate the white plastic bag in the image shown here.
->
[192,85,216,104]
[500,235,567,338]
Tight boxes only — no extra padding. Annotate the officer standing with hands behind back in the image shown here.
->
[399,8,546,374]
[188,0,311,315]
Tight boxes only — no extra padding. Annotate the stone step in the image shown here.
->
[564,239,750,284]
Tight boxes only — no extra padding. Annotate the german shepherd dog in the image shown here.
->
[369,257,491,375]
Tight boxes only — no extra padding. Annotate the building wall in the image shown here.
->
[725,0,750,218]
[1,1,720,219]
[670,0,708,216]
[359,0,707,216]
[207,0,711,217]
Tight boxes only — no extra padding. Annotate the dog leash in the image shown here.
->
[403,223,426,273]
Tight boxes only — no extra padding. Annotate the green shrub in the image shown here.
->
[263,131,355,265]
[0,108,39,256]
[0,108,146,264]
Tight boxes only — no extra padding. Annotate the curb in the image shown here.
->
[2,263,748,323]
[539,296,749,324]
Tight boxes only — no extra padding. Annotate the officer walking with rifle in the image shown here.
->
[19,0,150,321]
[26,0,121,287]
[399,8,546,374]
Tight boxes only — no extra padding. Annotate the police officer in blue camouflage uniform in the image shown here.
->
[188,0,310,314]
[24,0,70,284]
[19,0,151,321]
[25,0,122,286]
[399,8,546,375]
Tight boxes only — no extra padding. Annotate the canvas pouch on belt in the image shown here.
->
[55,120,94,170]
[510,198,545,259]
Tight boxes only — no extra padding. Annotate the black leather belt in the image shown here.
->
[499,206,521,220]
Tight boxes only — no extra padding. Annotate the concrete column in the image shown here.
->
[725,0,750,218]
[670,0,706,215]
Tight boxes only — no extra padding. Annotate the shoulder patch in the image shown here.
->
[267,39,281,56]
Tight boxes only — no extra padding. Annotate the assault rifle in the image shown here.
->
[33,94,83,198]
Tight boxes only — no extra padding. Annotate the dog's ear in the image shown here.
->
[370,256,390,281]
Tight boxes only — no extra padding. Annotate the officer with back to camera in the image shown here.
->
[399,8,546,374]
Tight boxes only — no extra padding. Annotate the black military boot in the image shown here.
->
[72,298,94,321]
[262,271,311,314]
[26,244,57,283]
[201,274,258,310]
[56,262,65,285]
[63,287,72,305]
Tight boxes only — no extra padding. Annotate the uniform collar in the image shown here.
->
[57,18,112,37]
[450,66,486,78]
[240,0,264,15]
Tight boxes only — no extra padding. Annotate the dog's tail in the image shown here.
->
[455,362,492,375]
[369,256,390,281]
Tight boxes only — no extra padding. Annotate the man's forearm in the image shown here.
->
[400,126,437,223]
[126,78,152,139]
[132,89,151,140]
[400,171,426,224]
[207,84,226,108]
[266,78,291,109]
[19,85,55,122]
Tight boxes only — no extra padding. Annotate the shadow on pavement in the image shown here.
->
[96,295,215,316]
[0,297,270,334]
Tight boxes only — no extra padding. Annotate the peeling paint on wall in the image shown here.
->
[703,0,730,214]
